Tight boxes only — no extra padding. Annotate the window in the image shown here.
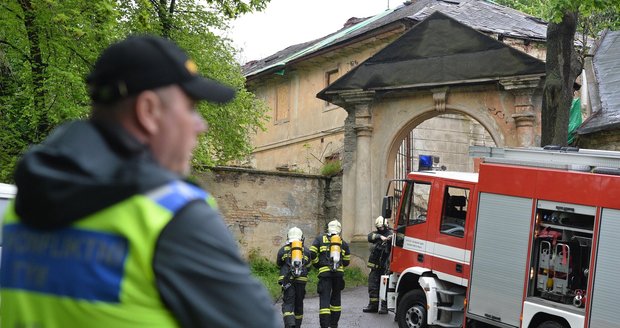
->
[324,68,339,108]
[440,187,468,238]
[398,181,431,227]
[326,69,339,86]
[275,82,290,123]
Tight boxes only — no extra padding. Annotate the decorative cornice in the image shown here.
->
[500,76,542,91]
[335,90,376,110]
[354,124,373,137]
[512,112,536,126]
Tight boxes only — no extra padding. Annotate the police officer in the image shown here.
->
[277,227,311,328]
[363,216,393,314]
[0,35,279,327]
[310,220,351,328]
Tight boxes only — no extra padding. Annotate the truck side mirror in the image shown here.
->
[382,196,393,219]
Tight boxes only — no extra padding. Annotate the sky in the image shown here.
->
[228,0,393,63]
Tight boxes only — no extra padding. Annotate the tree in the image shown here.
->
[541,1,620,146]
[0,0,116,181]
[495,0,620,146]
[0,0,271,181]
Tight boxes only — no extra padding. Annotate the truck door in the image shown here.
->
[430,185,470,286]
[391,180,432,273]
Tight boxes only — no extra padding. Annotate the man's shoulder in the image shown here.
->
[146,180,215,213]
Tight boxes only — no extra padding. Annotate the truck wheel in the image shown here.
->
[396,290,427,328]
[537,321,565,328]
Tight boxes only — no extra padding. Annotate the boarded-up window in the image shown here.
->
[326,69,339,86]
[325,69,339,107]
[276,82,290,122]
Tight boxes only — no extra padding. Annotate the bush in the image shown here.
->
[320,160,342,176]
[248,249,281,299]
[248,249,368,301]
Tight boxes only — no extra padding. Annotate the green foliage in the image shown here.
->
[320,160,342,177]
[248,248,368,300]
[0,0,271,181]
[493,0,620,32]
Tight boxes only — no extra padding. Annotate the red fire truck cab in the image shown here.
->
[380,146,620,328]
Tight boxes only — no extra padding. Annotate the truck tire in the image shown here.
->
[537,321,565,328]
[396,289,427,328]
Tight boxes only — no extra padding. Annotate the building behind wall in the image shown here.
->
[243,0,547,174]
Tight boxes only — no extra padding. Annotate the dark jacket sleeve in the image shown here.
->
[304,247,312,269]
[310,236,320,269]
[153,200,279,328]
[276,246,285,268]
[368,231,382,243]
[342,240,351,267]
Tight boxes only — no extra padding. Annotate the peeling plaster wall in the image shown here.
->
[195,167,342,261]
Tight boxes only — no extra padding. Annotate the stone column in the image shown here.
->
[501,77,543,147]
[353,103,373,242]
[336,90,375,244]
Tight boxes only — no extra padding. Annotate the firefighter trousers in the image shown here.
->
[282,282,306,328]
[317,275,344,328]
[367,269,381,306]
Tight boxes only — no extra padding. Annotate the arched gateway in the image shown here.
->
[317,12,546,253]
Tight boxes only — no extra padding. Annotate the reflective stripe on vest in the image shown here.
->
[0,180,211,328]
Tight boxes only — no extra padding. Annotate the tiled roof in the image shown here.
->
[243,0,548,78]
[577,30,620,135]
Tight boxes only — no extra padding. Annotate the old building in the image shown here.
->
[243,0,549,248]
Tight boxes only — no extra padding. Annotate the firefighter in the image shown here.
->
[310,220,351,328]
[277,227,311,328]
[363,216,393,314]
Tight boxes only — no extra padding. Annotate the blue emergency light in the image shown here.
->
[418,155,434,171]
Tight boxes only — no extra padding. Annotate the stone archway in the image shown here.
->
[337,82,543,260]
[385,106,504,183]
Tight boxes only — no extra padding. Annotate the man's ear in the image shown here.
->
[134,90,162,136]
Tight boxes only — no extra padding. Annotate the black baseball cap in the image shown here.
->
[87,35,235,104]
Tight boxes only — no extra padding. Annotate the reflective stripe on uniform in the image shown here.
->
[0,180,212,328]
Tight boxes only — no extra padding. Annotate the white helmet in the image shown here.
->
[287,227,303,242]
[375,216,386,229]
[327,220,341,235]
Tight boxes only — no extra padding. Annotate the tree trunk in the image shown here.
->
[158,0,176,38]
[541,11,581,147]
[18,0,50,141]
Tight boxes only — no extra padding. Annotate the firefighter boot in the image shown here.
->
[362,302,378,313]
[295,318,302,327]
[378,301,388,314]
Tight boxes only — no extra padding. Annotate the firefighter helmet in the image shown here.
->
[375,216,386,229]
[327,220,341,235]
[287,227,303,243]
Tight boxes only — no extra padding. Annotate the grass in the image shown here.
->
[248,249,367,300]
[320,160,342,176]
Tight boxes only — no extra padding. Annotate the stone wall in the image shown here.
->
[578,131,620,150]
[195,167,342,261]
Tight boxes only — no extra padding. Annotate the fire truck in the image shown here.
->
[379,146,620,328]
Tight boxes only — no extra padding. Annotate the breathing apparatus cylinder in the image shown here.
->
[329,234,342,271]
[290,239,303,277]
